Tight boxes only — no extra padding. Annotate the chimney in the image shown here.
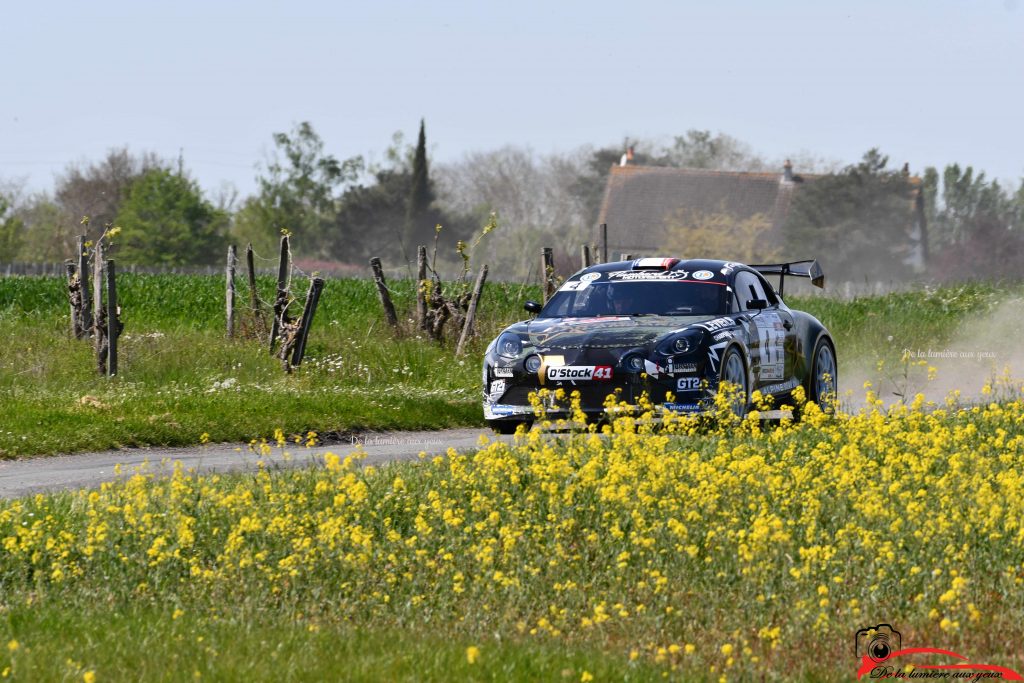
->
[783,159,793,182]
[620,145,635,167]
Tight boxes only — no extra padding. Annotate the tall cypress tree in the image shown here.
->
[405,119,435,247]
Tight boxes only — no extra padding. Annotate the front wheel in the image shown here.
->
[808,338,838,411]
[720,346,750,417]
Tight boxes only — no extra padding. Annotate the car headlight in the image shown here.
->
[622,354,646,373]
[524,354,542,373]
[658,330,704,356]
[495,332,522,359]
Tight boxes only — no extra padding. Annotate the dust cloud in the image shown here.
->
[838,296,1024,410]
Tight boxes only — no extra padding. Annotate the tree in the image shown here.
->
[405,119,437,248]
[233,122,362,258]
[55,148,165,242]
[0,194,25,260]
[114,169,228,265]
[784,149,920,282]
[662,130,767,171]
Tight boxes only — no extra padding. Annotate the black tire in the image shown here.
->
[719,345,750,417]
[808,337,838,411]
[487,420,529,435]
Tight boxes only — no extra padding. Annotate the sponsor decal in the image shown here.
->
[643,359,663,378]
[692,269,715,280]
[546,365,612,381]
[699,317,734,332]
[670,361,698,373]
[484,403,533,418]
[489,380,506,399]
[559,279,592,292]
[677,377,701,391]
[759,365,784,381]
[663,402,703,413]
[580,272,601,282]
[713,330,733,342]
[761,378,798,394]
[606,269,690,281]
[853,623,1022,680]
[754,312,786,383]
[493,366,514,378]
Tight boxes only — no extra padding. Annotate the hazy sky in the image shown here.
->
[3,0,1022,198]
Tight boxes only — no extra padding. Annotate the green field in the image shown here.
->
[0,273,1020,457]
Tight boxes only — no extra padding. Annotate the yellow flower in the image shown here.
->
[465,646,480,665]
[721,643,733,656]
[581,672,594,682]
[83,672,96,683]
[6,640,18,653]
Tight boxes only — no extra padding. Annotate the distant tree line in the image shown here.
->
[1,124,1022,283]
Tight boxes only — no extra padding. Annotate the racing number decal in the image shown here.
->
[756,313,785,381]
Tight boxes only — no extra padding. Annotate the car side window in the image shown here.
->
[754,273,780,306]
[735,272,769,311]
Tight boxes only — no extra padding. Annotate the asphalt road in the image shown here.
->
[0,428,507,500]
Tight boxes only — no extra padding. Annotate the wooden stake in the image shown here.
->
[416,245,427,330]
[290,277,325,367]
[64,261,79,338]
[106,259,118,377]
[620,253,633,261]
[370,257,398,328]
[581,244,591,269]
[541,247,555,303]
[269,235,290,352]
[456,264,488,357]
[245,243,265,337]
[93,241,104,372]
[77,235,92,333]
[600,223,608,263]
[226,244,237,339]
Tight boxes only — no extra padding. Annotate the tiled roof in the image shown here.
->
[596,165,818,253]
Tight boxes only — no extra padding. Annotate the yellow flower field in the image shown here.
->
[2,379,1024,680]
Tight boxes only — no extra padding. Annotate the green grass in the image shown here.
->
[1,600,665,682]
[1,274,1020,457]
[0,273,538,457]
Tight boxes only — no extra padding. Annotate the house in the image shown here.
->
[595,160,927,273]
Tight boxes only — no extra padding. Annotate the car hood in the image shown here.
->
[508,315,717,350]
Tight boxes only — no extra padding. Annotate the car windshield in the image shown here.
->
[541,281,728,317]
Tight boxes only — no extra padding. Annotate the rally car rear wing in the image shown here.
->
[749,260,825,297]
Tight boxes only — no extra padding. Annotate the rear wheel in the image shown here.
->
[809,338,838,410]
[720,346,749,417]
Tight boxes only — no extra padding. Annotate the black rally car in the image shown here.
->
[482,257,836,433]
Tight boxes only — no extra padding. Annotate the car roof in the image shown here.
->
[571,258,747,278]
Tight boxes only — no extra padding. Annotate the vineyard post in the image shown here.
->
[416,245,427,330]
[269,235,290,352]
[581,244,591,269]
[106,259,119,377]
[245,243,265,337]
[456,264,488,357]
[92,241,105,372]
[64,261,79,337]
[369,257,399,328]
[290,277,325,367]
[77,235,92,333]
[541,247,555,303]
[226,244,236,339]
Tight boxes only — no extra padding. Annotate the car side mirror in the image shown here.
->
[524,300,543,314]
[746,298,769,310]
